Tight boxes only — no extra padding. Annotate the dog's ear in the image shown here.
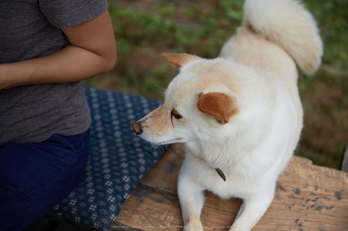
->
[197,92,237,125]
[162,53,201,69]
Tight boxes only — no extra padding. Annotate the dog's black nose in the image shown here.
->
[132,122,143,135]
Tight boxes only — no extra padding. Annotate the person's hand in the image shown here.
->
[0,64,9,89]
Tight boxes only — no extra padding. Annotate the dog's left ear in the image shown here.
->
[197,92,237,125]
[162,53,201,69]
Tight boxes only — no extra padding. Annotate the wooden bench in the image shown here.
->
[114,143,348,231]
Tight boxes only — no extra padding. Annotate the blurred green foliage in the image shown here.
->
[107,0,348,70]
[306,0,348,69]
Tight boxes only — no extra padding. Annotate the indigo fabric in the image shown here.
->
[47,87,164,231]
[0,129,90,231]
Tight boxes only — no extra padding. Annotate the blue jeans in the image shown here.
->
[0,129,90,231]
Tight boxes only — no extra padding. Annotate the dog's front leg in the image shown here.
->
[178,175,205,231]
[229,191,275,231]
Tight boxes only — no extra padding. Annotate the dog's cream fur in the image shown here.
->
[132,0,322,230]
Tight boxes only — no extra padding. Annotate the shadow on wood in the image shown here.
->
[340,143,348,172]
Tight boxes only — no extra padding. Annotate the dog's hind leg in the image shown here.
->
[178,176,205,231]
[229,190,275,231]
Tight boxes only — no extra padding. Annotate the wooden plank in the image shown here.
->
[114,144,348,231]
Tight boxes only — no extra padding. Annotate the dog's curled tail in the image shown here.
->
[243,0,323,75]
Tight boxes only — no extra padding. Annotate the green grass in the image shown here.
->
[306,0,348,69]
[83,0,348,169]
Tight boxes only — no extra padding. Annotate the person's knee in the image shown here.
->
[0,131,89,231]
[0,182,33,231]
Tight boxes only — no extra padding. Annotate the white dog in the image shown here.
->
[132,0,322,230]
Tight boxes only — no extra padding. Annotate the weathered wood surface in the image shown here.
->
[113,144,348,231]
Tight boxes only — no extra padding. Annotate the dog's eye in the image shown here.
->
[171,109,183,119]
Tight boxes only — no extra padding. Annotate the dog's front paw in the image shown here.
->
[228,220,253,231]
[184,219,204,231]
[228,226,249,231]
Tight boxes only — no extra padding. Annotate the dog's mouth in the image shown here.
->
[156,138,185,145]
[132,121,185,145]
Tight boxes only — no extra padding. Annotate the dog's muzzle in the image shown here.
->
[132,122,143,135]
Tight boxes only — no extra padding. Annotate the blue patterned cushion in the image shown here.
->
[47,86,164,230]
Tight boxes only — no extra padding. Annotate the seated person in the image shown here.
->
[0,1,116,230]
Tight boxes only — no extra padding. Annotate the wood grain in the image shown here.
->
[114,144,348,231]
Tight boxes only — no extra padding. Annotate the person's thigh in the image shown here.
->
[0,130,89,231]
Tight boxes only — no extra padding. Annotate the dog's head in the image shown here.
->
[132,53,255,146]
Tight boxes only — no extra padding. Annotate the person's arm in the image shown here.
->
[0,9,116,89]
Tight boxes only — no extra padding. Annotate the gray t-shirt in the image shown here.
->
[0,0,108,146]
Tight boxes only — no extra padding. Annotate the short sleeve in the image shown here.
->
[39,0,108,28]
